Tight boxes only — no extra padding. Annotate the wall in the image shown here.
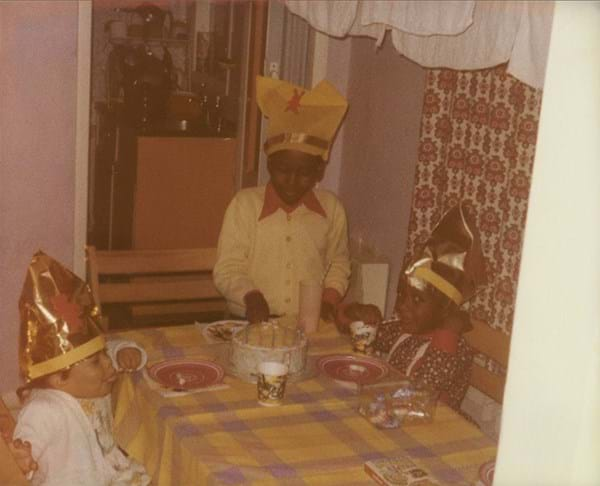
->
[495,2,600,484]
[319,36,352,194]
[0,2,79,393]
[337,37,426,315]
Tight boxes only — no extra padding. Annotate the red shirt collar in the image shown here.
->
[259,182,327,221]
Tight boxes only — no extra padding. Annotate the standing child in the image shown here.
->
[337,204,487,411]
[11,252,151,486]
[214,76,351,323]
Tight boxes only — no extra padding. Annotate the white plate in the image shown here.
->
[197,320,248,343]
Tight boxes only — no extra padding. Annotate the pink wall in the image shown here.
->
[0,2,79,393]
[338,38,426,314]
[320,36,352,193]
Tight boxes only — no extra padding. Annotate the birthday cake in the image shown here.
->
[229,321,308,383]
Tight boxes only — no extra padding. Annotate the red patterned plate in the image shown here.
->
[148,359,225,390]
[316,354,389,385]
[478,460,495,486]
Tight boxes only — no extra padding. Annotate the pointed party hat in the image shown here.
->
[405,203,487,306]
[19,251,105,381]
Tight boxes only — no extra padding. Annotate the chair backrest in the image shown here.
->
[465,318,511,403]
[86,246,225,329]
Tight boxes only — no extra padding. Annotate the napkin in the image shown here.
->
[195,320,247,344]
[142,368,230,398]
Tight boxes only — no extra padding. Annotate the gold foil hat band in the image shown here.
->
[413,267,463,305]
[264,133,329,154]
[27,335,105,380]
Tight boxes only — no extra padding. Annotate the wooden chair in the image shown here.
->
[465,318,511,403]
[86,246,227,330]
[0,396,27,485]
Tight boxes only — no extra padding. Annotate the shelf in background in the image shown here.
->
[109,36,188,47]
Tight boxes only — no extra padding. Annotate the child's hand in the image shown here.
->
[345,303,383,326]
[334,302,382,334]
[320,301,336,322]
[4,434,38,476]
[244,291,270,324]
[116,347,142,372]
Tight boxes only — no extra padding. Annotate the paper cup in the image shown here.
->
[298,279,322,334]
[350,321,377,355]
[257,361,289,406]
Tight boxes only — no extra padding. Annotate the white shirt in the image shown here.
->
[13,340,150,486]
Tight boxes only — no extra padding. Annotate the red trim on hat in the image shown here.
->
[263,133,329,152]
[51,294,84,334]
[285,89,305,114]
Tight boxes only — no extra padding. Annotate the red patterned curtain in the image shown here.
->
[405,65,543,333]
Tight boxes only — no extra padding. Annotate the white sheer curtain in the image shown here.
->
[285,1,554,89]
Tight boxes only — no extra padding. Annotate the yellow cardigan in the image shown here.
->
[214,186,351,317]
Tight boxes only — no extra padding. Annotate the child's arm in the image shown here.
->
[1,407,37,477]
[12,399,51,481]
[3,435,38,477]
[213,193,261,314]
[322,199,351,314]
[106,339,148,372]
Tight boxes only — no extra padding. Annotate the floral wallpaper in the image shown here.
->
[405,65,543,334]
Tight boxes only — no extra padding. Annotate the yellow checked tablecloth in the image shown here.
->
[112,322,496,485]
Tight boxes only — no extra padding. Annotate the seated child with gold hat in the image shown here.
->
[9,252,151,485]
[214,76,351,324]
[337,203,487,411]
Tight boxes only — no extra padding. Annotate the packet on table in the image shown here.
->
[358,380,438,428]
[364,456,441,485]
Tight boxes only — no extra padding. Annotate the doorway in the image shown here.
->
[86,0,269,251]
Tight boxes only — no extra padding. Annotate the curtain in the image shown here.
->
[285,1,554,90]
[404,65,543,333]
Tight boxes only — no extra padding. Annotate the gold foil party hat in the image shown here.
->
[19,251,105,381]
[256,75,348,160]
[405,203,487,306]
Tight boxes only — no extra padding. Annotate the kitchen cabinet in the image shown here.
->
[87,1,268,251]
[132,136,236,249]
